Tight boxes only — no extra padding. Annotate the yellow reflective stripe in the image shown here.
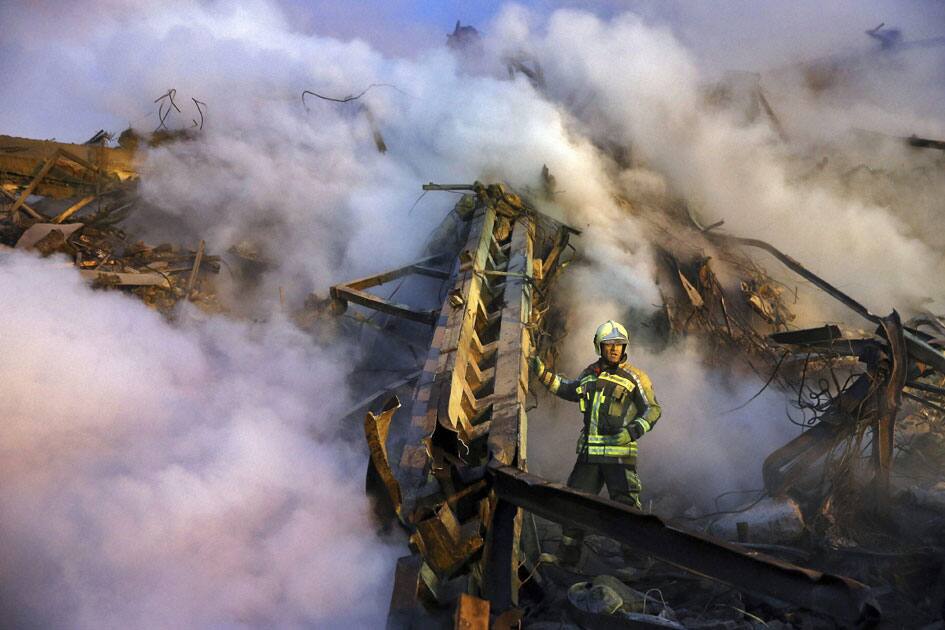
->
[585,444,637,457]
[597,373,635,391]
[549,375,561,394]
[579,398,586,412]
[590,390,602,436]
[581,444,638,456]
[585,427,630,445]
[586,435,628,445]
[637,418,651,433]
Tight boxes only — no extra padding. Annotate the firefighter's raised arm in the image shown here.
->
[529,355,582,402]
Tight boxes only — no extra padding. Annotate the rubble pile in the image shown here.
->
[6,130,945,628]
[0,134,221,315]
[327,178,942,628]
[506,215,945,629]
[5,48,945,628]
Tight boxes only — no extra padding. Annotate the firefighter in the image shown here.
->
[529,319,661,567]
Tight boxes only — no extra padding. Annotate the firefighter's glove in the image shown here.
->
[627,419,646,441]
[529,355,545,376]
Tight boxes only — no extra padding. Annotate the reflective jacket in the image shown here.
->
[537,359,661,464]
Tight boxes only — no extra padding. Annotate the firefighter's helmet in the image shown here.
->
[593,320,630,356]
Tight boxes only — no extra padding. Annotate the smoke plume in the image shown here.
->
[1,1,943,626]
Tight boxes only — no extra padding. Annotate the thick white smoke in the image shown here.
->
[0,252,399,628]
[490,6,945,315]
[491,4,944,509]
[1,0,943,626]
[0,2,630,627]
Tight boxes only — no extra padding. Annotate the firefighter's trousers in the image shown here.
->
[559,461,642,566]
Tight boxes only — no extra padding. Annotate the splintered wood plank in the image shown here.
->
[331,285,439,324]
[186,239,205,297]
[483,216,534,614]
[487,217,533,467]
[10,150,59,219]
[52,195,96,223]
[454,593,489,630]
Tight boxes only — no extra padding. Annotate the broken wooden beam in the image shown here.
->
[0,186,43,221]
[185,239,205,297]
[52,195,96,224]
[330,285,439,325]
[907,135,945,151]
[9,151,60,220]
[490,463,880,626]
[387,554,426,630]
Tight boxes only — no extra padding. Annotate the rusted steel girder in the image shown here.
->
[490,463,881,627]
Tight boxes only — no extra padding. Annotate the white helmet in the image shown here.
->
[593,320,630,356]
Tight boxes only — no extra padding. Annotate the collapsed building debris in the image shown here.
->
[0,134,221,313]
[9,128,940,627]
[6,96,944,630]
[326,181,942,629]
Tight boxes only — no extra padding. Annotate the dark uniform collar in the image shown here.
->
[595,358,628,374]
